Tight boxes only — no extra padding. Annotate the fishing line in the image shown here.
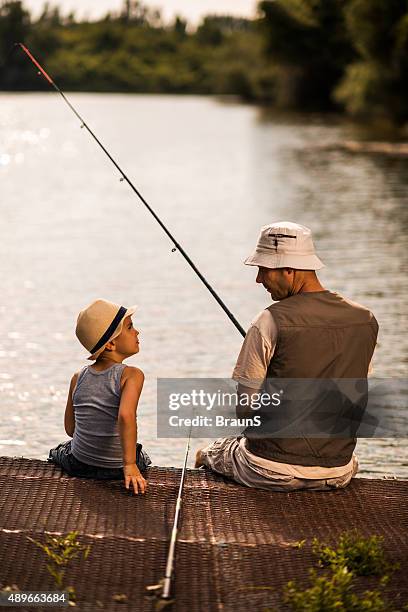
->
[15,43,246,605]
[16,43,246,338]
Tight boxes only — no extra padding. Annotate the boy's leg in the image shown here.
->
[48,441,75,474]
[49,441,152,479]
[136,443,152,471]
[49,441,100,478]
[94,443,152,480]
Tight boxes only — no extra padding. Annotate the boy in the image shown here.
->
[48,299,150,494]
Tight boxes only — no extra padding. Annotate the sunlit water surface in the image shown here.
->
[1,93,407,477]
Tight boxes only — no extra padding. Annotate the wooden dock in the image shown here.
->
[0,457,407,611]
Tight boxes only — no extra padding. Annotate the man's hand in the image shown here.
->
[123,463,147,495]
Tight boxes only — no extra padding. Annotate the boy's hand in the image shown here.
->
[123,463,147,495]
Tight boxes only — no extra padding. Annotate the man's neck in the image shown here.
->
[296,278,326,293]
[298,283,326,293]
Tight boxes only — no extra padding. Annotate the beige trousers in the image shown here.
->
[200,436,359,492]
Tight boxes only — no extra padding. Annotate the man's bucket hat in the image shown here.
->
[245,221,325,270]
[76,299,137,360]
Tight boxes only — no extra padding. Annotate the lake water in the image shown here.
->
[1,93,407,477]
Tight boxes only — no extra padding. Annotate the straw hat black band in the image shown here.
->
[90,306,127,354]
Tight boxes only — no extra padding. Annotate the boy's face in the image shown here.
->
[109,315,140,357]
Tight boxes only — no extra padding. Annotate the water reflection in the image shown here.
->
[0,93,407,476]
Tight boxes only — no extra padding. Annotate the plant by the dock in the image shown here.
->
[282,531,399,612]
[27,531,91,604]
[284,566,387,611]
[311,530,395,576]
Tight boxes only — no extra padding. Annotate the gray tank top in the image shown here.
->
[71,363,127,468]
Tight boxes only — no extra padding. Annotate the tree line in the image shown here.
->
[1,0,407,124]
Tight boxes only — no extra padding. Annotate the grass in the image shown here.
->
[283,530,400,612]
[311,530,397,576]
[27,531,91,606]
[284,566,388,611]
[240,530,404,612]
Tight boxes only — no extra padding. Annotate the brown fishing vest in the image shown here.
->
[245,290,379,467]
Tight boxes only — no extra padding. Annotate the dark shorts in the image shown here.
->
[48,440,152,479]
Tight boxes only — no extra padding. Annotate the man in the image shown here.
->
[195,221,379,491]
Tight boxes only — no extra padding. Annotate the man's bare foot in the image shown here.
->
[195,448,205,468]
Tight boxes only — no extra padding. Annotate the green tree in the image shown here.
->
[334,0,408,123]
[0,1,33,89]
[1,0,407,126]
[258,0,354,109]
[196,16,225,46]
[172,15,187,38]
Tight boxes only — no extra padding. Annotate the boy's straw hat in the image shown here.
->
[76,299,137,360]
[244,221,325,270]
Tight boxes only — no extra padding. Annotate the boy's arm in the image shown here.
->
[64,372,79,437]
[118,367,147,494]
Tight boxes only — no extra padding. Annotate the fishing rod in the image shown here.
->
[16,43,243,605]
[144,426,192,606]
[15,42,246,339]
[162,434,190,602]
